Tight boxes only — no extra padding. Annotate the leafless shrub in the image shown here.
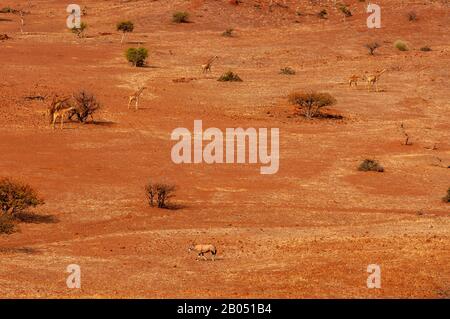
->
[145,182,176,209]
[71,90,100,123]
[407,11,417,21]
[0,177,44,216]
[0,214,16,234]
[365,42,380,55]
[443,188,450,203]
[358,159,384,172]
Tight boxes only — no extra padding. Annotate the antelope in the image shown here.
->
[366,69,386,92]
[348,74,359,88]
[128,86,146,110]
[188,244,217,261]
[47,95,76,129]
[201,55,218,74]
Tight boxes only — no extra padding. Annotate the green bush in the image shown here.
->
[117,21,134,43]
[288,91,336,119]
[443,188,450,203]
[358,159,384,172]
[394,40,409,51]
[172,11,189,23]
[125,47,148,67]
[0,177,44,216]
[218,71,242,82]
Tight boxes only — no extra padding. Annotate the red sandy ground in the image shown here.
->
[0,0,449,298]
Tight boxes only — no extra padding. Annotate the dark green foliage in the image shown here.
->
[125,47,148,67]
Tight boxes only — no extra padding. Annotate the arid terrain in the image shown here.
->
[0,0,449,298]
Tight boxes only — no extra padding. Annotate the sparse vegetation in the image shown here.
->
[125,47,148,67]
[218,71,242,82]
[0,178,44,217]
[117,21,134,43]
[71,21,87,38]
[420,46,432,52]
[145,182,176,209]
[443,188,450,203]
[394,40,409,51]
[279,67,296,75]
[358,159,384,172]
[0,34,10,41]
[338,5,352,17]
[0,214,15,234]
[71,90,101,123]
[365,42,380,55]
[318,9,328,19]
[407,11,417,21]
[0,7,15,13]
[288,91,337,119]
[172,11,189,23]
[222,28,234,37]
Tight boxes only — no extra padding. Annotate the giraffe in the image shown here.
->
[348,74,360,88]
[201,56,218,74]
[366,69,386,92]
[128,86,146,110]
[47,95,76,129]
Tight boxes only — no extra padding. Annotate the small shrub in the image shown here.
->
[218,71,242,82]
[407,11,417,21]
[222,28,234,37]
[125,47,148,67]
[394,40,409,51]
[358,159,384,172]
[172,11,189,23]
[117,21,134,43]
[339,5,352,17]
[71,90,101,123]
[288,91,337,119]
[145,182,176,209]
[0,178,44,216]
[0,214,16,235]
[0,34,10,41]
[71,22,87,38]
[318,9,328,19]
[0,7,14,13]
[420,46,432,52]
[280,67,296,75]
[365,42,380,55]
[442,188,450,203]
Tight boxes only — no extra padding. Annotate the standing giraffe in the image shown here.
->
[366,69,386,92]
[348,74,360,88]
[201,56,218,74]
[47,95,76,130]
[128,87,146,110]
